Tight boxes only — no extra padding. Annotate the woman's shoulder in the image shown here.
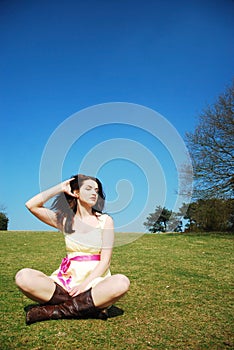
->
[96,212,112,220]
[96,212,113,226]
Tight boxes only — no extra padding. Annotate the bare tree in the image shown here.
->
[186,81,234,199]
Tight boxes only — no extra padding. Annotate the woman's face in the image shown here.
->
[77,179,99,207]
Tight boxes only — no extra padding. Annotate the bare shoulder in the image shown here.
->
[97,213,114,228]
[104,214,114,226]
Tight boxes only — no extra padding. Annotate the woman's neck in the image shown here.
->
[75,202,93,219]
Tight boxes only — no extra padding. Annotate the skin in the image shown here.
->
[15,178,130,308]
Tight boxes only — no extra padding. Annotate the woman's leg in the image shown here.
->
[15,268,56,303]
[25,273,130,324]
[91,274,130,308]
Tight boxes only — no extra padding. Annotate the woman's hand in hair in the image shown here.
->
[61,178,78,198]
[25,179,76,229]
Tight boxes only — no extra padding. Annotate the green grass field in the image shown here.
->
[0,231,233,350]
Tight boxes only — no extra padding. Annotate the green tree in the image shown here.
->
[0,212,9,230]
[180,199,234,232]
[144,206,175,232]
[186,81,234,199]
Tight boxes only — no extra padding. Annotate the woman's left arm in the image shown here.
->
[69,215,114,297]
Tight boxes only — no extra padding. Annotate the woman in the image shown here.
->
[15,174,130,325]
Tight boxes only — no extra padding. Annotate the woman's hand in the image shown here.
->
[69,283,87,297]
[25,178,78,229]
[61,178,77,198]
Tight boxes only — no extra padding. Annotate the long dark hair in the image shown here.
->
[51,174,105,233]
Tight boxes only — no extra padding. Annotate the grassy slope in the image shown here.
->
[0,231,233,350]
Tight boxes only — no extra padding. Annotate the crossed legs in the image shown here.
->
[15,268,130,308]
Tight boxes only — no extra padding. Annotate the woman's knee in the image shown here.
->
[15,268,30,288]
[115,274,130,295]
[15,268,38,290]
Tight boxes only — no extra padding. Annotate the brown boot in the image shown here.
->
[45,283,73,305]
[26,288,107,325]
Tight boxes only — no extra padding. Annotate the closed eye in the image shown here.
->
[85,186,99,193]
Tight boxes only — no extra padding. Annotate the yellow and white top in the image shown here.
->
[50,214,111,291]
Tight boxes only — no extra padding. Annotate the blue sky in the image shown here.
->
[0,0,233,232]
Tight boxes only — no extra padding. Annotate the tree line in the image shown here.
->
[144,199,233,233]
[144,80,234,233]
[0,205,9,230]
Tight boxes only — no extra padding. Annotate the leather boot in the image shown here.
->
[45,283,73,305]
[26,288,107,325]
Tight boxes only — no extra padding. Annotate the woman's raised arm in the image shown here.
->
[25,178,77,229]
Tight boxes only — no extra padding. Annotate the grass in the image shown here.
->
[0,231,233,350]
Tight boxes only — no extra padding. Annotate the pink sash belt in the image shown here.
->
[57,254,100,289]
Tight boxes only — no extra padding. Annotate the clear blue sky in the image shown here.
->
[1,0,233,232]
